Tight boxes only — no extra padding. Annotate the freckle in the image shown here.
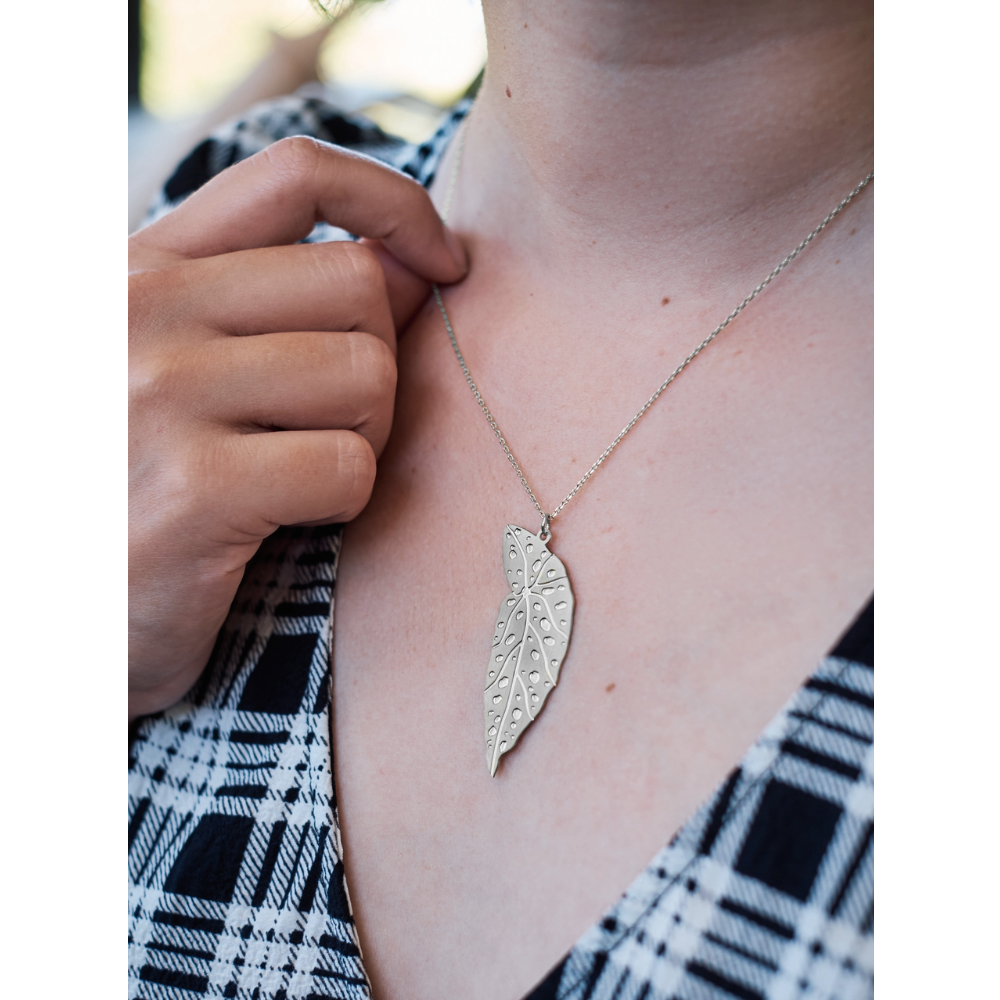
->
[835,259,841,264]
[664,205,669,210]
[523,22,528,28]
[850,228,857,236]
[592,240,597,245]
[605,683,616,693]
[506,86,512,98]
[661,296,670,305]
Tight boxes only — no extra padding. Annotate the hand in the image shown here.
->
[129,136,466,721]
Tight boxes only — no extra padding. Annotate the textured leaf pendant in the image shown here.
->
[483,525,575,776]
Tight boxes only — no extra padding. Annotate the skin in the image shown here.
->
[128,138,467,720]
[330,2,873,999]
[129,0,873,995]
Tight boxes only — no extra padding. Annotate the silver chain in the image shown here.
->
[433,117,872,539]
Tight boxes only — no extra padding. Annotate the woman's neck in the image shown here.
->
[448,0,872,274]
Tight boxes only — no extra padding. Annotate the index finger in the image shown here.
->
[132,135,468,284]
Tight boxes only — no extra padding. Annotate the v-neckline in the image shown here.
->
[330,594,873,999]
[512,597,873,1000]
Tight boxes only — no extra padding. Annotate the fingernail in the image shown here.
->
[443,226,469,276]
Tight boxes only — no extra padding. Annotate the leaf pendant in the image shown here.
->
[483,525,575,776]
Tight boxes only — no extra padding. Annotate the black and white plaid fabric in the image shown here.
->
[525,622,874,1000]
[129,91,874,1000]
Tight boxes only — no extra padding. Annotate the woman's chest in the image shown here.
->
[330,267,872,1000]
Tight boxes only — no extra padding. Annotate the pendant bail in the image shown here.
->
[538,513,552,544]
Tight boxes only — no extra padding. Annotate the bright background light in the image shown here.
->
[130,0,486,230]
[142,0,487,120]
[324,0,487,106]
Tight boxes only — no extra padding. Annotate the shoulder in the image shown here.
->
[144,87,472,231]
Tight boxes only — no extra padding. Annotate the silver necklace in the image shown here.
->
[433,120,873,776]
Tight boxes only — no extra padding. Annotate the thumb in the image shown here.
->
[362,237,457,335]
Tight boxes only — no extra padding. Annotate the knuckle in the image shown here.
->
[339,240,386,290]
[264,135,324,184]
[161,447,211,515]
[129,352,185,411]
[130,341,221,434]
[128,265,184,341]
[130,432,214,534]
[128,261,196,342]
[128,266,160,310]
[347,332,397,403]
[337,435,377,517]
